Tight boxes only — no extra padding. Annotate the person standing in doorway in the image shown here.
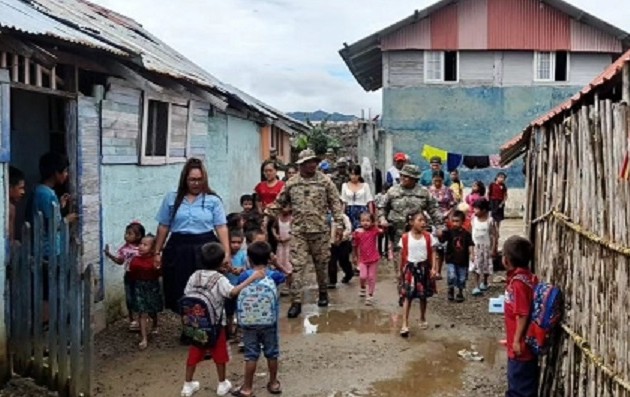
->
[386,152,407,186]
[9,166,26,243]
[266,149,344,318]
[154,158,230,315]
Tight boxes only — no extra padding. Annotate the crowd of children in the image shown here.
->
[101,158,541,396]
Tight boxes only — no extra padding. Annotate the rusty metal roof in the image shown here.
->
[500,49,630,164]
[0,0,307,131]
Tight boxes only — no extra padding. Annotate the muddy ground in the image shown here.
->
[1,220,523,397]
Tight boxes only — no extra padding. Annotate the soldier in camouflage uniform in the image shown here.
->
[266,149,344,318]
[330,158,350,193]
[378,164,444,277]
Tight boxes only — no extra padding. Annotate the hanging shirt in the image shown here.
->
[156,192,227,234]
[255,180,285,209]
[341,182,374,207]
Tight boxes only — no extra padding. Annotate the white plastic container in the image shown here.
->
[488,296,505,314]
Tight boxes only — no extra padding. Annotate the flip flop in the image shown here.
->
[231,388,254,397]
[267,381,282,394]
[400,327,409,338]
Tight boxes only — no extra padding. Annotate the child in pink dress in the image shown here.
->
[352,213,383,306]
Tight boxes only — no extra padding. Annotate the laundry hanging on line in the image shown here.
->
[420,144,506,171]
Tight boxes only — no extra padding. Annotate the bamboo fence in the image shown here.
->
[524,94,630,396]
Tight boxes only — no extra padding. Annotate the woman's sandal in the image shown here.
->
[267,381,282,395]
[138,340,148,350]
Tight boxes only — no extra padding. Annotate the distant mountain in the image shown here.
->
[288,110,357,123]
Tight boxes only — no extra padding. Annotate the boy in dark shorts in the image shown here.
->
[503,236,539,397]
[232,241,285,396]
[438,210,474,302]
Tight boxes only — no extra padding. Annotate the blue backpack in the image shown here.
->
[237,276,278,327]
[179,274,223,348]
[513,275,563,356]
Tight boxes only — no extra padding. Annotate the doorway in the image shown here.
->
[9,88,75,238]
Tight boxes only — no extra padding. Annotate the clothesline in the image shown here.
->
[421,144,508,172]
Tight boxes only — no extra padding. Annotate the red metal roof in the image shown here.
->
[500,49,630,155]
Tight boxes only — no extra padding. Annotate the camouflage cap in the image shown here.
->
[336,157,348,166]
[326,148,335,154]
[296,149,319,165]
[399,164,421,179]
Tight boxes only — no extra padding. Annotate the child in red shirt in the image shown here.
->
[503,236,539,397]
[128,234,163,350]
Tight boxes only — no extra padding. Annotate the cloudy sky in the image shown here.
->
[92,0,630,116]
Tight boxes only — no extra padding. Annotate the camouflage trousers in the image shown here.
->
[290,232,330,304]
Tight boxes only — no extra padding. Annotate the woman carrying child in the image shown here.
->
[128,234,163,350]
[352,213,383,305]
[104,221,145,331]
[399,212,439,337]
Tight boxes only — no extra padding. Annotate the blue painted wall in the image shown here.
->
[382,86,582,187]
[101,111,261,318]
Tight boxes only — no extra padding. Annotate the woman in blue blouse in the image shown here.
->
[154,158,229,312]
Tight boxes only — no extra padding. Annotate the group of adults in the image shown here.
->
[154,148,457,320]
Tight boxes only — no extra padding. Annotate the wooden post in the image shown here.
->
[23,57,30,85]
[11,54,18,82]
[623,62,630,104]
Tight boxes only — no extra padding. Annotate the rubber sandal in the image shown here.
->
[129,321,140,331]
[267,381,282,394]
[231,388,254,397]
[400,327,409,338]
[419,321,429,330]
[138,340,148,350]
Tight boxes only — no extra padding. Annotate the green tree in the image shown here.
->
[294,118,338,155]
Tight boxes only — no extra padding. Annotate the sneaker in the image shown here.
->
[181,381,200,397]
[472,287,482,296]
[216,380,232,396]
[365,296,374,306]
[480,283,488,291]
[359,288,366,298]
[447,287,455,301]
[455,290,465,302]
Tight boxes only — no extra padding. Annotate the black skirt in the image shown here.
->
[162,232,218,312]
[490,199,505,222]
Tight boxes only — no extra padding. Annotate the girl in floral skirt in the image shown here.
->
[398,212,438,337]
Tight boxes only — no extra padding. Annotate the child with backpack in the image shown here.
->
[398,211,438,337]
[232,241,286,397]
[503,236,539,397]
[180,243,264,397]
[470,198,498,296]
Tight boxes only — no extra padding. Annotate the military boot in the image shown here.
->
[287,303,302,319]
[317,292,329,307]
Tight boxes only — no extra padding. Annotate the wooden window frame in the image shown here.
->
[140,94,190,165]
[424,51,459,84]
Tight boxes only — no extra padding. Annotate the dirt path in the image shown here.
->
[92,220,523,397]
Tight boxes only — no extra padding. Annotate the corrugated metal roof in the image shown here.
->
[500,49,630,163]
[340,0,630,92]
[0,0,308,131]
[0,0,126,55]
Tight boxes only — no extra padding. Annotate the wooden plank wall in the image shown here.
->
[101,78,142,164]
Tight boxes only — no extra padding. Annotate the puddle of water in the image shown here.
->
[366,340,468,397]
[279,309,399,335]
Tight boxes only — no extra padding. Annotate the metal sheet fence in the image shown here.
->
[7,203,92,397]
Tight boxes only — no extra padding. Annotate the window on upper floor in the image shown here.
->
[535,51,569,82]
[424,51,458,83]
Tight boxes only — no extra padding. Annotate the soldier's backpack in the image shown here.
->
[512,274,563,356]
[237,275,278,327]
[178,273,223,348]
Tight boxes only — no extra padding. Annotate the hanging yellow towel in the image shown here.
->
[421,145,448,164]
